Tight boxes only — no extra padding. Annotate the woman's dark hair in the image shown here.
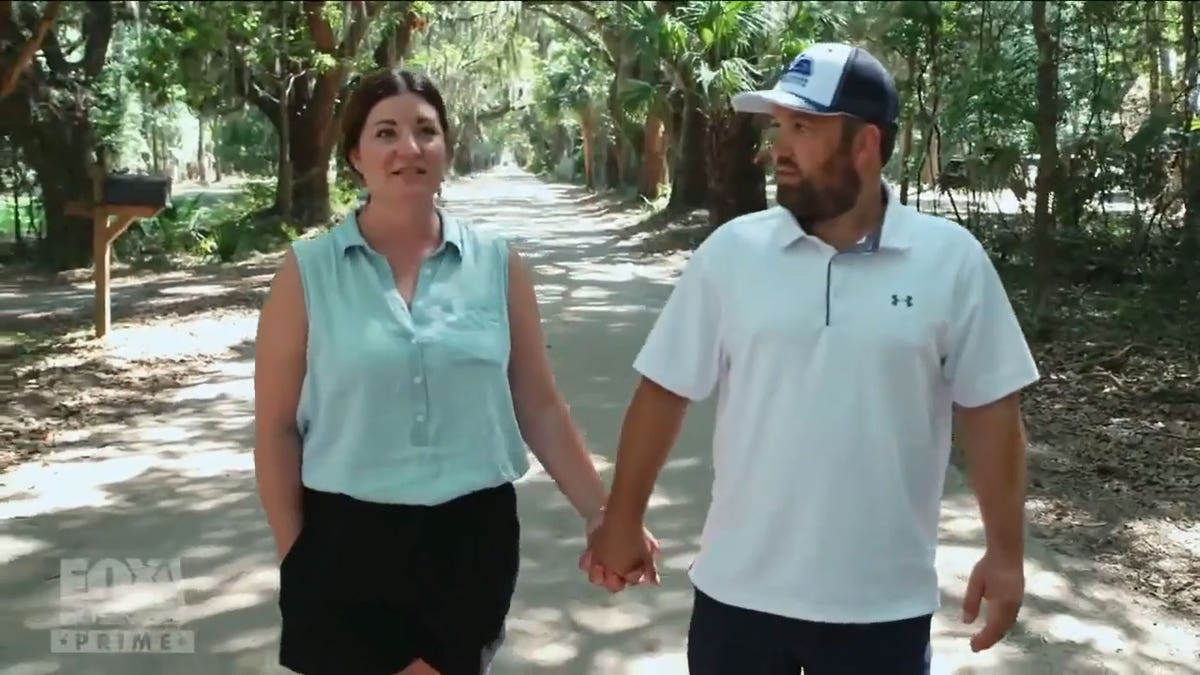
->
[339,68,452,177]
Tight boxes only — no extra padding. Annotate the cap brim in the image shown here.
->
[731,89,824,115]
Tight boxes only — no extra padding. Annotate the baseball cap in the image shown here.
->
[731,42,899,130]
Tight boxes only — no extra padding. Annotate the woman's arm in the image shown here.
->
[253,249,308,559]
[505,247,606,522]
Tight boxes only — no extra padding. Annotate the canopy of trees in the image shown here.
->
[0,0,1197,336]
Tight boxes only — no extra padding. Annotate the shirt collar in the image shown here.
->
[334,207,464,257]
[769,181,913,252]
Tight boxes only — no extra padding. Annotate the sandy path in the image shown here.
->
[0,170,1196,675]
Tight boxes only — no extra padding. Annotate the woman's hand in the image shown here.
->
[579,509,660,592]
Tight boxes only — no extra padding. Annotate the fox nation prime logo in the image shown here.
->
[51,557,194,654]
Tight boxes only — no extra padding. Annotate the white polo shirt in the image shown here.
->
[633,186,1040,624]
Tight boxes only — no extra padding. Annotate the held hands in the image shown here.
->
[962,550,1025,652]
[578,508,660,593]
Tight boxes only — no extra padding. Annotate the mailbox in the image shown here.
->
[102,174,172,209]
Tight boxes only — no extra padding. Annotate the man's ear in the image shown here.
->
[858,124,882,167]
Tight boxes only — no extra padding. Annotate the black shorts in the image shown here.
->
[687,586,932,674]
[278,482,520,675]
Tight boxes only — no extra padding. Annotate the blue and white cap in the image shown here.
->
[732,43,899,130]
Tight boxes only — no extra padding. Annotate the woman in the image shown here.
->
[253,69,657,675]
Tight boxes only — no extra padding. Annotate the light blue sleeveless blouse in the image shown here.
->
[290,208,530,505]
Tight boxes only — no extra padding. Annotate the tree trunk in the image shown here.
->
[1158,1,1173,105]
[579,107,595,189]
[277,90,293,225]
[638,113,666,199]
[706,110,766,228]
[1182,0,1199,263]
[256,0,388,229]
[605,142,621,189]
[667,92,707,212]
[1030,0,1060,338]
[286,120,333,229]
[899,112,915,204]
[197,115,208,184]
[898,46,918,205]
[1147,1,1162,109]
[453,122,474,175]
[20,97,93,269]
[277,0,294,220]
[0,0,111,270]
[917,10,942,189]
[605,75,625,189]
[262,80,337,230]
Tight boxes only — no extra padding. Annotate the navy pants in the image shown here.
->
[687,587,932,674]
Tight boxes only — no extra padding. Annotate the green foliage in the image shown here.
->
[5,0,1200,283]
[215,109,278,176]
[113,181,289,264]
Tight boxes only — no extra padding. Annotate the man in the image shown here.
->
[583,42,1040,673]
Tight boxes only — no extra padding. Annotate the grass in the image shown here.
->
[0,196,44,240]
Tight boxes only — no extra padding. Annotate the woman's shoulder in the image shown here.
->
[442,210,514,260]
[290,212,359,263]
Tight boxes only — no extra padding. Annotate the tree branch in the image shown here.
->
[302,0,383,152]
[37,1,111,81]
[479,101,514,124]
[343,1,384,57]
[374,5,416,69]
[0,0,62,99]
[302,1,337,52]
[525,5,613,67]
[81,1,113,79]
[563,0,600,22]
[231,54,282,126]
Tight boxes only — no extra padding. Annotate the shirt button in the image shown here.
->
[415,413,425,423]
[413,375,423,384]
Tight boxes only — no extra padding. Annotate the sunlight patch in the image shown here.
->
[569,285,613,300]
[0,533,51,565]
[570,603,654,634]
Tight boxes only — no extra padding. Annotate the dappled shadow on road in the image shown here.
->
[0,355,292,674]
[2,308,261,475]
[935,489,1200,674]
[1,172,1195,674]
[0,256,279,336]
[0,174,698,675]
[442,173,708,672]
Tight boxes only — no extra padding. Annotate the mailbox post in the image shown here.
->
[67,172,172,338]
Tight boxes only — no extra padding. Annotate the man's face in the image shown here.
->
[767,107,865,228]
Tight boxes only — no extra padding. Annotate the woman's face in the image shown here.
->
[349,92,447,201]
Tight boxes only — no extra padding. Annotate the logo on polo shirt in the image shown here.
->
[891,294,913,307]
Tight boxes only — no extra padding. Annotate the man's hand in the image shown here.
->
[962,550,1024,652]
[579,510,660,593]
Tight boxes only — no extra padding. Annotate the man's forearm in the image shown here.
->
[960,399,1028,561]
[605,378,689,524]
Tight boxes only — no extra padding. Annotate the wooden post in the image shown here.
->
[69,163,170,339]
[93,210,111,338]
[70,202,161,339]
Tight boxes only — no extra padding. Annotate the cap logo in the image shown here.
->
[779,55,814,92]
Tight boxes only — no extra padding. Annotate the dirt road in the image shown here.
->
[1,170,1197,674]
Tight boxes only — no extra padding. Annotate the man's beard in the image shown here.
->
[775,153,862,230]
